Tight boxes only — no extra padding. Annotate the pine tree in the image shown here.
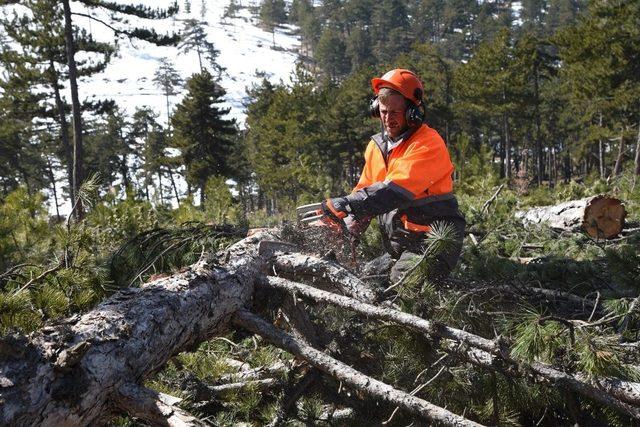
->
[408,0,446,44]
[178,19,223,76]
[153,58,183,131]
[59,0,179,215]
[370,0,409,63]
[83,106,134,193]
[520,0,547,35]
[320,66,376,190]
[345,26,373,70]
[0,0,115,203]
[315,26,350,79]
[223,0,240,20]
[513,33,557,184]
[455,28,526,180]
[397,43,456,143]
[130,107,180,205]
[0,70,48,196]
[171,71,236,203]
[259,0,287,47]
[200,0,207,18]
[244,68,330,205]
[555,0,640,177]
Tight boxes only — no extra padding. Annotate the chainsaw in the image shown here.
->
[296,202,358,266]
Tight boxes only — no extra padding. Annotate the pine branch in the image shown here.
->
[12,262,64,295]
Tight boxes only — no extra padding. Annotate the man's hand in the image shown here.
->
[321,197,350,222]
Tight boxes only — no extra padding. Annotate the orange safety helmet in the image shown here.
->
[371,69,424,106]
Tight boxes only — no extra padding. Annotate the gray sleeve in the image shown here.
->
[345,180,413,219]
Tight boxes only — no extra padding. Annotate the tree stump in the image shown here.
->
[516,195,626,239]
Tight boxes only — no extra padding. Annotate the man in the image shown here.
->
[321,68,465,281]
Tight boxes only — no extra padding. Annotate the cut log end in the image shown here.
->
[517,195,627,239]
[583,196,626,239]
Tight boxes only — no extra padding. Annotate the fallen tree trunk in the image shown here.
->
[1,230,638,425]
[0,232,475,426]
[0,231,273,426]
[515,195,626,239]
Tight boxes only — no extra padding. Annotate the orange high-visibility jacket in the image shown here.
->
[344,124,463,238]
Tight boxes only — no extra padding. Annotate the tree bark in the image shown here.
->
[48,58,74,202]
[2,231,638,425]
[270,252,376,303]
[0,231,273,426]
[503,112,511,181]
[259,276,498,354]
[261,276,640,419]
[62,0,84,218]
[613,129,626,177]
[164,166,181,207]
[46,157,61,220]
[599,112,605,178]
[440,342,640,419]
[634,119,640,176]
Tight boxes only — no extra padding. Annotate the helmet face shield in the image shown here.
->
[371,69,424,105]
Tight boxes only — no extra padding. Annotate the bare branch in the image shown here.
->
[233,309,484,427]
[259,276,499,354]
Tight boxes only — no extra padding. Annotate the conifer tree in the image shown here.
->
[259,0,287,46]
[223,0,240,21]
[514,33,557,184]
[200,0,207,19]
[178,19,223,76]
[345,26,373,70]
[153,58,183,131]
[83,106,133,193]
[315,26,350,79]
[58,0,178,215]
[455,29,526,180]
[321,66,376,189]
[0,0,115,202]
[370,0,409,63]
[171,71,236,203]
[520,0,547,35]
[0,70,48,196]
[244,68,328,204]
[130,107,180,204]
[408,0,446,44]
[397,43,456,143]
[556,0,640,177]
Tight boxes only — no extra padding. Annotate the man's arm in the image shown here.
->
[335,133,454,219]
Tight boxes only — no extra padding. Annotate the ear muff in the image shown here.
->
[405,100,425,127]
[370,97,380,118]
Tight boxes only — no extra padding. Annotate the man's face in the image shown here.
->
[378,94,408,139]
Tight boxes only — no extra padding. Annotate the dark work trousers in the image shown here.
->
[361,218,465,286]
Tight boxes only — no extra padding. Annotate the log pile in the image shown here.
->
[516,194,626,238]
[1,230,639,426]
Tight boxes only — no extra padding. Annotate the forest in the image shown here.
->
[0,0,639,425]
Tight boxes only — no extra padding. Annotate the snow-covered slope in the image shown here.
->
[74,0,299,125]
